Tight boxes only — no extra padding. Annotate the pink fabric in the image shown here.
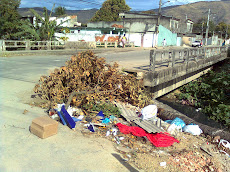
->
[116,123,180,147]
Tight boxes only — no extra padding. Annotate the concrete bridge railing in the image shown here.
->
[145,46,229,98]
[149,46,227,72]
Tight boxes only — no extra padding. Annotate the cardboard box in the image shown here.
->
[30,116,58,139]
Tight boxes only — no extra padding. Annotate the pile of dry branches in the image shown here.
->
[34,51,153,109]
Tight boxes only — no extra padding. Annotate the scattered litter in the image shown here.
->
[219,150,230,158]
[77,115,84,120]
[23,109,29,114]
[61,105,76,129]
[116,123,179,147]
[169,117,186,129]
[119,137,125,140]
[111,127,118,136]
[30,116,58,139]
[56,103,65,112]
[96,111,104,120]
[218,139,230,149]
[88,123,95,132]
[160,162,166,167]
[85,117,92,123]
[91,123,106,127]
[106,130,110,136]
[166,117,186,135]
[109,115,116,122]
[72,117,81,122]
[50,114,60,121]
[183,123,203,135]
[141,104,157,120]
[67,106,79,117]
[102,118,110,125]
[167,123,182,135]
[114,136,121,144]
[57,111,67,125]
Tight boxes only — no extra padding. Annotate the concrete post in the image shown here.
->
[105,42,107,48]
[172,50,175,67]
[47,41,51,50]
[168,50,175,67]
[2,40,6,51]
[150,50,156,72]
[185,49,189,66]
[26,40,30,50]
[114,42,117,48]
[194,49,198,62]
[0,40,3,51]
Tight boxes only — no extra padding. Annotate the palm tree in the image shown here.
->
[16,5,68,41]
[55,6,66,17]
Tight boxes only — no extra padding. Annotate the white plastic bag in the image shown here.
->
[141,105,157,120]
[167,123,182,135]
[183,124,203,135]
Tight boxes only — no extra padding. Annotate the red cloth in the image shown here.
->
[116,123,180,147]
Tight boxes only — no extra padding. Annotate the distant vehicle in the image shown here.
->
[192,40,202,47]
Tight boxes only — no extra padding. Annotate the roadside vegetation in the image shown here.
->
[177,60,230,127]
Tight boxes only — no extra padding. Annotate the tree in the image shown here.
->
[193,17,215,36]
[15,6,68,41]
[54,6,66,17]
[90,0,131,22]
[215,22,230,39]
[0,0,21,39]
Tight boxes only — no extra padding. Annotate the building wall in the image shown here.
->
[158,25,177,46]
[88,17,181,34]
[54,33,96,42]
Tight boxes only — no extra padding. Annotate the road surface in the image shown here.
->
[0,50,144,172]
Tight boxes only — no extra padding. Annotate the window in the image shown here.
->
[112,31,118,34]
[102,31,109,34]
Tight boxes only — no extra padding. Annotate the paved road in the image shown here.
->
[0,51,143,171]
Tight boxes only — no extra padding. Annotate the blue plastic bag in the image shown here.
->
[102,118,110,125]
[170,117,186,129]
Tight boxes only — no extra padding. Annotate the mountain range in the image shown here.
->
[18,1,230,24]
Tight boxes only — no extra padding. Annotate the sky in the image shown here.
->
[19,0,221,11]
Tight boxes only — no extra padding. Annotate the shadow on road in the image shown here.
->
[111,153,139,172]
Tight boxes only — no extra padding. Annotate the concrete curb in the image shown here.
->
[0,47,144,57]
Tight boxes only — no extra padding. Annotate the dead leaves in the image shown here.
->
[34,50,153,110]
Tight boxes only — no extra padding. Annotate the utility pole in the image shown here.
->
[225,25,228,40]
[205,9,210,46]
[202,22,204,38]
[156,0,162,34]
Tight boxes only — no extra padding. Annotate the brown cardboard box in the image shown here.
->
[30,116,58,139]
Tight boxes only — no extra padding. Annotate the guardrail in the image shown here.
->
[0,40,66,51]
[149,46,228,72]
[0,40,135,51]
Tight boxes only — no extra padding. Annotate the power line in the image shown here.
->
[43,0,102,9]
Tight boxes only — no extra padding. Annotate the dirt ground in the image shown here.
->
[88,119,230,172]
[30,96,230,172]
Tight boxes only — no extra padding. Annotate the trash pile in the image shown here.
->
[33,50,153,110]
[30,51,230,171]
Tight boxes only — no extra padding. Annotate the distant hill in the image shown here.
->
[160,1,230,24]
[18,7,50,16]
[18,1,230,25]
[18,7,97,24]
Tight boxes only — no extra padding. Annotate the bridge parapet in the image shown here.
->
[149,46,227,72]
[145,46,229,98]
